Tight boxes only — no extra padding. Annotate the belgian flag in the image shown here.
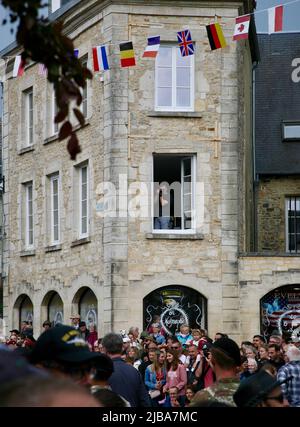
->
[206,23,227,50]
[120,42,136,67]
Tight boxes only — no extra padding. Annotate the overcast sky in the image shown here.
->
[0,0,299,51]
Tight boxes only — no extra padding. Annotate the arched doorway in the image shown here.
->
[73,287,98,328]
[13,294,33,330]
[42,291,64,326]
[260,284,300,343]
[143,285,207,336]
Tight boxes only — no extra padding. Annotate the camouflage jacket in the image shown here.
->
[191,378,240,407]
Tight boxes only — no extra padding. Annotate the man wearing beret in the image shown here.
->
[190,337,241,407]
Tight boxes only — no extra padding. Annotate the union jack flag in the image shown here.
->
[177,29,194,57]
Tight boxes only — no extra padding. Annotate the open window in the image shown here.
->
[153,154,196,232]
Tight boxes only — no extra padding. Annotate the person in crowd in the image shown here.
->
[42,321,52,332]
[186,329,207,351]
[259,362,277,377]
[93,338,103,353]
[150,323,166,346]
[233,369,290,407]
[87,324,98,351]
[252,334,265,349]
[0,376,100,407]
[268,343,285,370]
[277,344,300,407]
[163,349,187,405]
[29,325,101,386]
[176,324,193,349]
[185,344,201,387]
[240,357,258,380]
[243,344,258,360]
[167,386,182,407]
[184,384,196,406]
[102,333,151,407]
[194,342,215,390]
[125,346,142,370]
[169,338,187,364]
[214,332,228,342]
[190,337,241,407]
[240,341,253,356]
[78,321,90,342]
[257,343,269,366]
[89,352,114,393]
[268,333,283,347]
[70,314,80,330]
[128,327,142,350]
[145,350,166,406]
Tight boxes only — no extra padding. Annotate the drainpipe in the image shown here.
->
[252,62,259,252]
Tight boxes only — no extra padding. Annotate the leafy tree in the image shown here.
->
[2,0,93,159]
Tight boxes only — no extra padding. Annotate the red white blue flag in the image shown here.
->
[92,46,109,71]
[142,36,160,58]
[177,29,194,57]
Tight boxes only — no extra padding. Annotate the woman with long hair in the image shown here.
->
[162,349,187,406]
[144,350,167,406]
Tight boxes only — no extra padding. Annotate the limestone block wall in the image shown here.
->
[257,176,300,252]
[239,255,300,340]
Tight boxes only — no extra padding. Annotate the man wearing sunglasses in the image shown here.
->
[233,369,291,407]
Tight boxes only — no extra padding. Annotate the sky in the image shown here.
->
[0,0,299,51]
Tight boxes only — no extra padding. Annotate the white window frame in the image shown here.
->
[50,174,60,245]
[155,45,194,112]
[51,0,60,13]
[24,88,33,146]
[282,121,300,141]
[25,182,34,248]
[79,164,89,238]
[152,155,196,234]
[285,196,300,253]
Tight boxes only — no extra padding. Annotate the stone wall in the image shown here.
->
[257,176,300,252]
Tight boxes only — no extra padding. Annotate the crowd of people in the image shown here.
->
[0,316,300,407]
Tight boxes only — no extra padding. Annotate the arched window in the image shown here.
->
[260,285,300,343]
[78,288,98,328]
[143,285,207,336]
[42,291,64,326]
[13,294,33,330]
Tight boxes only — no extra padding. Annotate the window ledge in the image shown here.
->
[239,252,300,257]
[71,237,91,247]
[20,249,36,257]
[146,232,204,240]
[45,244,62,253]
[44,120,90,145]
[147,111,202,118]
[18,146,35,155]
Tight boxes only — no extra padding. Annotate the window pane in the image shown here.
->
[157,47,172,66]
[176,68,190,87]
[183,194,191,211]
[82,201,87,218]
[177,88,190,107]
[81,217,87,234]
[157,87,172,107]
[157,68,172,87]
[284,124,300,139]
[176,49,191,66]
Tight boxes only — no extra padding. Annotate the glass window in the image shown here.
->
[286,196,300,253]
[79,165,88,237]
[282,122,300,140]
[155,45,194,111]
[24,88,33,146]
[25,182,34,248]
[50,174,60,244]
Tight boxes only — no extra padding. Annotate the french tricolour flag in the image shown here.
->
[92,45,109,71]
[268,5,284,34]
[13,55,25,78]
[142,36,160,58]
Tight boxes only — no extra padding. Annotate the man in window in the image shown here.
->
[154,185,170,229]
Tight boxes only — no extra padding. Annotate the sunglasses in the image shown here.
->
[171,346,180,349]
[265,394,284,403]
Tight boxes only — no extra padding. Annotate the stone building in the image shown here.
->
[238,33,300,343]
[1,0,262,342]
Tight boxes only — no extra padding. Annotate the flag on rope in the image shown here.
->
[92,45,109,71]
[233,15,251,41]
[142,36,161,58]
[268,5,284,34]
[120,42,136,67]
[12,55,25,77]
[177,29,194,56]
[206,23,227,50]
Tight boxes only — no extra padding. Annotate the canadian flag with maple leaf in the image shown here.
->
[233,15,251,41]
